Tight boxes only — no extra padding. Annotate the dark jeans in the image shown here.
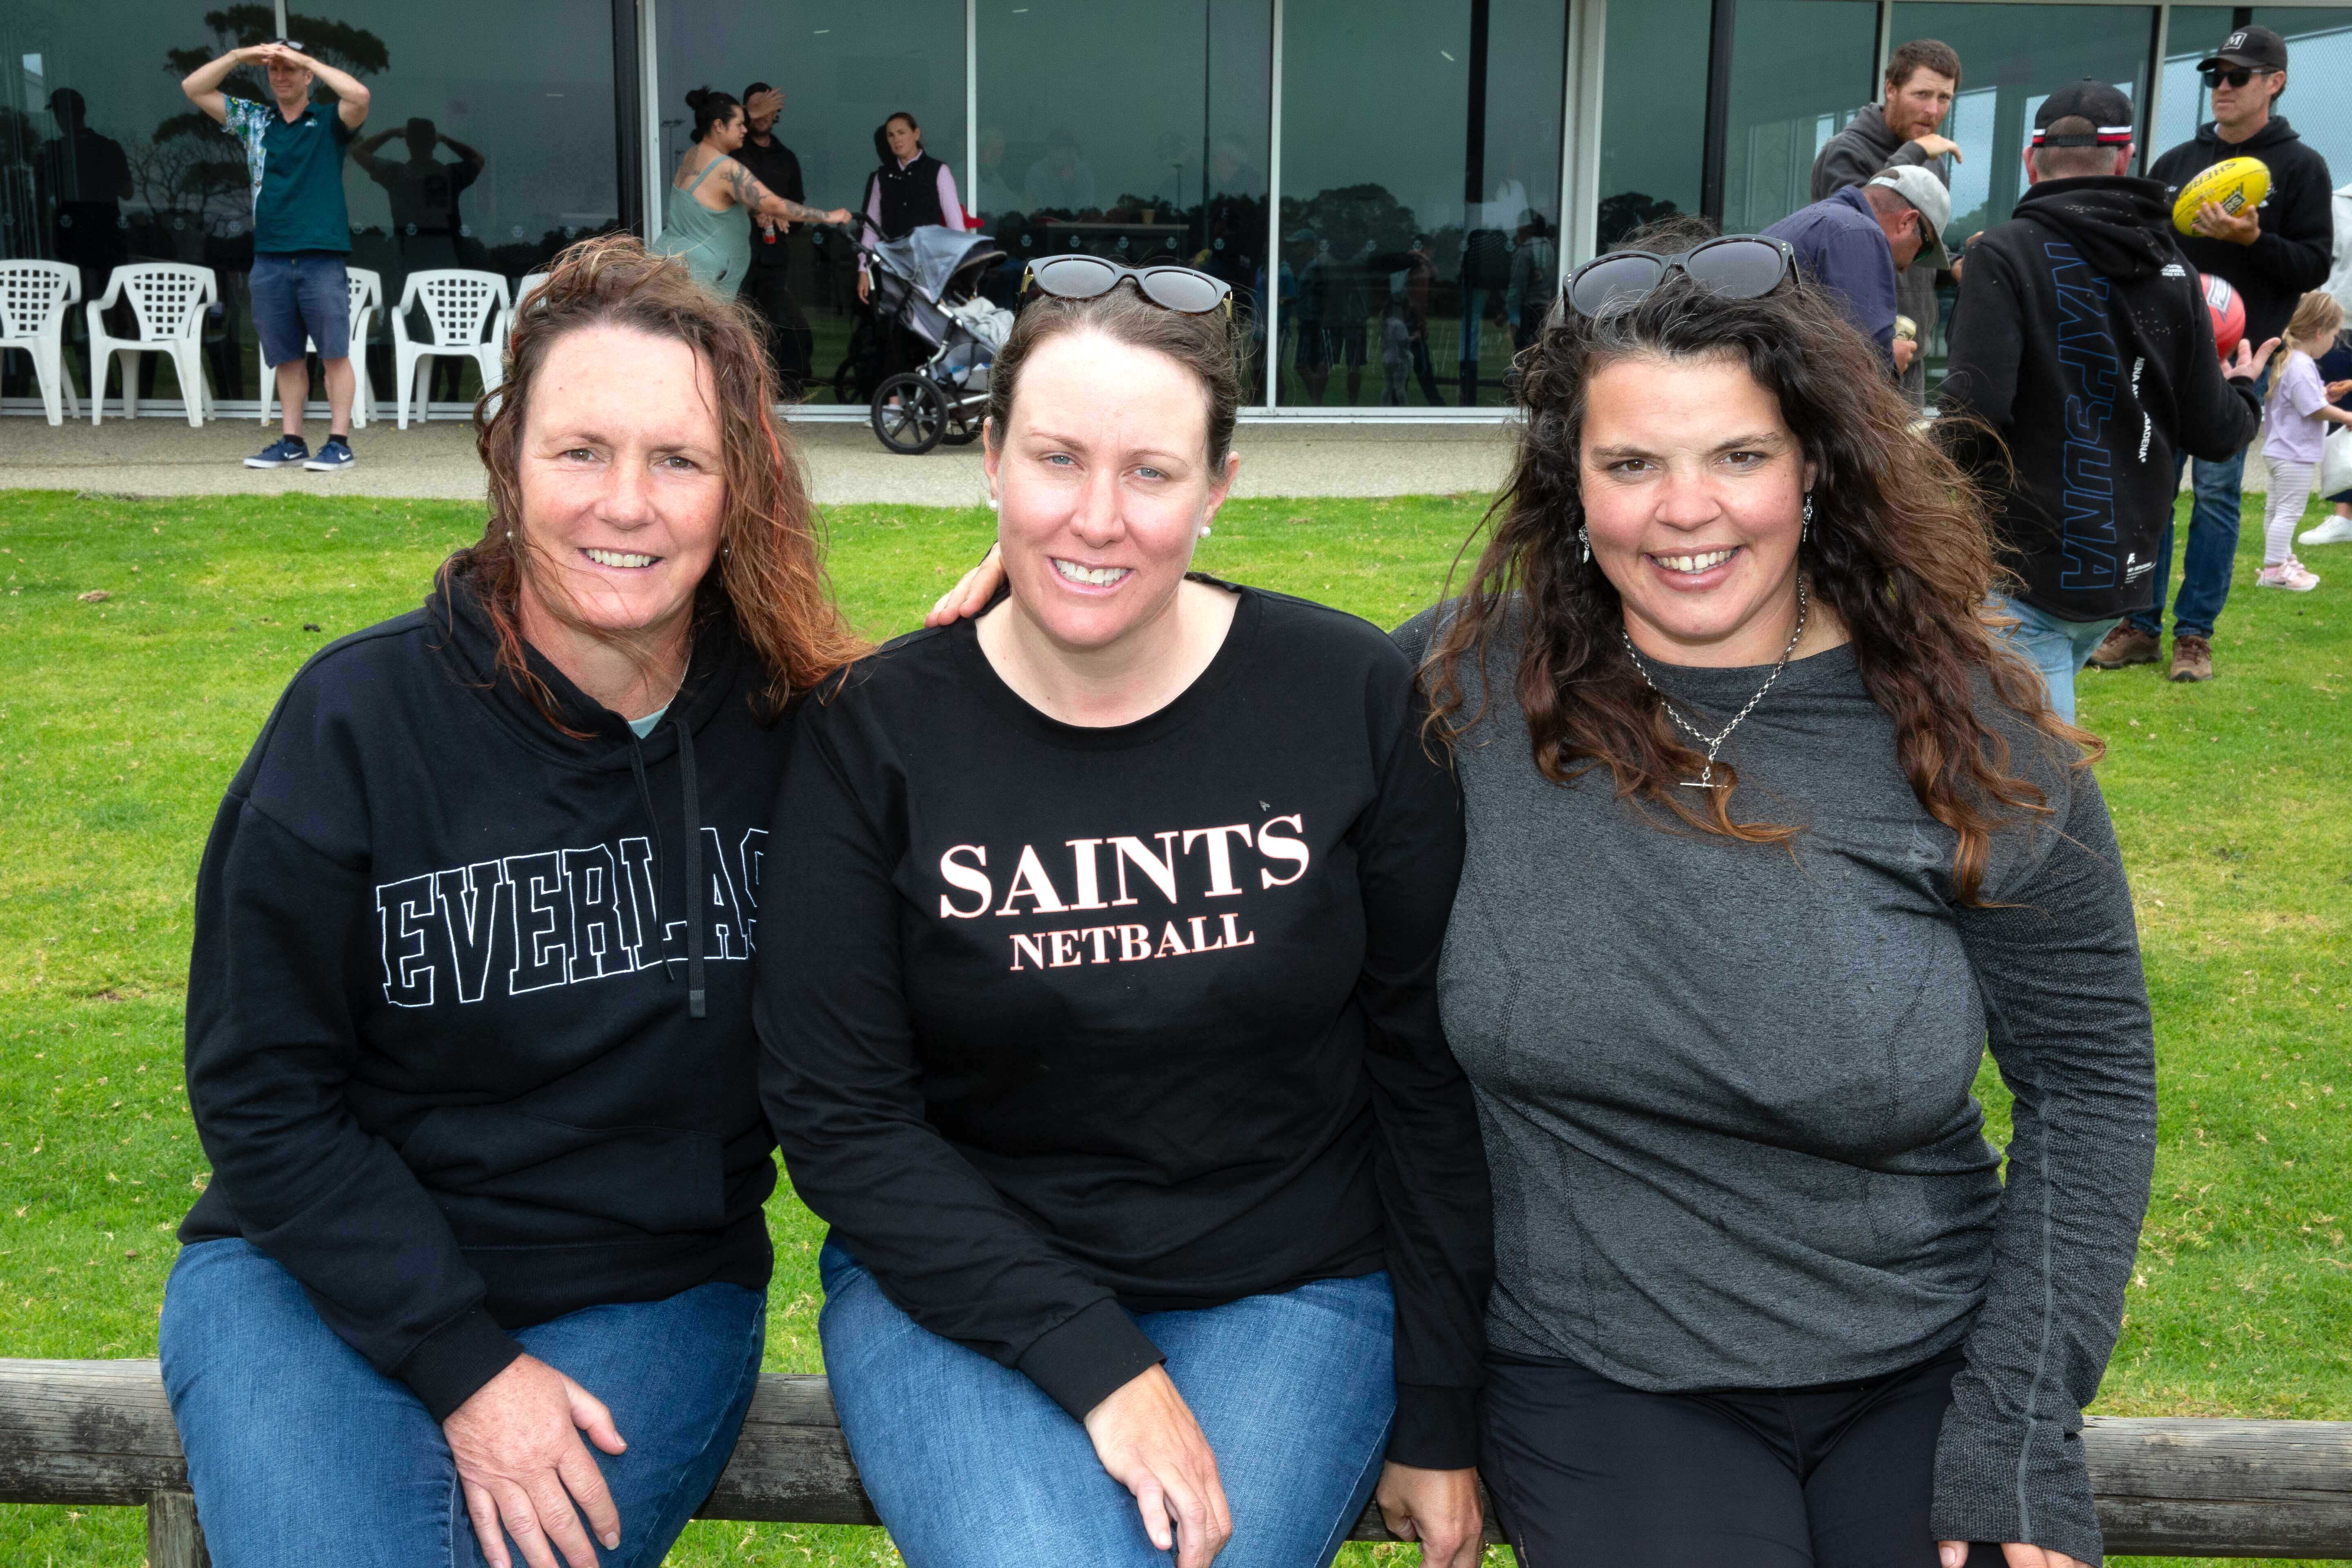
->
[2132,368,2268,640]
[741,264,813,396]
[1480,1346,2006,1567]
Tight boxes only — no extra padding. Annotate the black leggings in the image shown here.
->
[1481,1348,2007,1568]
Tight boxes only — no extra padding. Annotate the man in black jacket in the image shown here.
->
[2093,25,2332,682]
[1812,38,1962,406]
[737,82,815,395]
[1942,82,2271,721]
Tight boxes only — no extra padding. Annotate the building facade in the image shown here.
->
[6,0,2350,420]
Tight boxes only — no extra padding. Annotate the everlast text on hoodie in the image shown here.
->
[2150,115,2334,347]
[179,564,790,1421]
[1941,175,2261,622]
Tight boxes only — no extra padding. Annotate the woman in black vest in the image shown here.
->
[856,109,966,304]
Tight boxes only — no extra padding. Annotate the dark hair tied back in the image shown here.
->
[684,86,740,143]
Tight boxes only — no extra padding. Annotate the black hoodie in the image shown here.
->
[2150,116,2333,347]
[179,566,788,1420]
[1941,175,2261,622]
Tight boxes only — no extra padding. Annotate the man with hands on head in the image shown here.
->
[182,39,369,472]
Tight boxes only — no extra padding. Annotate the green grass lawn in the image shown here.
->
[0,484,2344,1567]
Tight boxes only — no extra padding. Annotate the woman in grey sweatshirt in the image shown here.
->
[1397,247,2155,1568]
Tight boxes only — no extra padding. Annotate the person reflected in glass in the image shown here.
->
[354,117,484,274]
[1023,127,1099,218]
[973,125,1018,221]
[857,110,967,304]
[732,82,817,396]
[655,87,849,303]
[1504,211,1557,351]
[1364,235,1443,405]
[32,89,133,394]
[761,266,1493,1568]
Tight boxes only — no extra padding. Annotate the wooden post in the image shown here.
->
[146,1490,210,1568]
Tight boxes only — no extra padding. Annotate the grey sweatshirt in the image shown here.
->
[1394,610,2155,1566]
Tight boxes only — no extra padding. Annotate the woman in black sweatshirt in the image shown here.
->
[757,270,1492,1568]
[160,235,862,1568]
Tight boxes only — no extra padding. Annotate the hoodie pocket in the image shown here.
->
[400,1106,727,1236]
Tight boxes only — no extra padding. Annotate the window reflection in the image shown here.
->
[1274,0,1563,409]
[1722,0,1880,234]
[2247,8,2352,181]
[2154,7,2234,161]
[1598,0,1708,251]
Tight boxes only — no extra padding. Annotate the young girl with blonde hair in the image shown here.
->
[2258,290,2352,591]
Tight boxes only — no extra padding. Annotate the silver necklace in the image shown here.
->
[1619,576,1810,790]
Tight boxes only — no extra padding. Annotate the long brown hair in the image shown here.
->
[1424,265,2098,905]
[445,233,863,727]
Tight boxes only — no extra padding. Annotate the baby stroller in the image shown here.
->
[859,223,1011,455]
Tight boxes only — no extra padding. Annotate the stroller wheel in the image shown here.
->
[941,425,981,447]
[872,373,949,456]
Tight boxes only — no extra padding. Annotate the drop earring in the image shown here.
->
[1578,526,1591,565]
[1801,492,1814,546]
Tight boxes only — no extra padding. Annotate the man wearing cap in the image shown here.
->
[1762,165,1949,376]
[1812,38,1965,406]
[1940,83,2272,721]
[2092,24,2333,681]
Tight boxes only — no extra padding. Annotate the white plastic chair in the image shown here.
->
[391,268,508,428]
[0,261,82,426]
[496,270,552,356]
[87,263,217,426]
[258,267,382,430]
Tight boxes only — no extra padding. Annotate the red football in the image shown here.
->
[2203,272,2245,360]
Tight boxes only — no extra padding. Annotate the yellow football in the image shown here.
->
[2173,156,2271,234]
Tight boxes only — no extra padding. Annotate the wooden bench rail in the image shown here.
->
[5,1360,2352,1562]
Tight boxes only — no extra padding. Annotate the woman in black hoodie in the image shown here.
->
[160,234,862,1568]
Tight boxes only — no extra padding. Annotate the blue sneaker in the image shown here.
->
[244,434,309,469]
[303,436,356,473]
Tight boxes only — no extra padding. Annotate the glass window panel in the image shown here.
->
[658,0,964,403]
[976,0,1271,399]
[2154,6,2234,164]
[1597,0,1708,250]
[1722,0,1879,233]
[2248,8,2352,182]
[0,3,614,416]
[1275,0,1564,409]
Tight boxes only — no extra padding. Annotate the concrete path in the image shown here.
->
[0,414,1516,506]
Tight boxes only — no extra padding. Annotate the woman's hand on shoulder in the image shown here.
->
[1081,1364,1232,1568]
[1939,1541,2091,1568]
[1375,1461,1485,1568]
[924,541,1004,627]
[443,1354,627,1568]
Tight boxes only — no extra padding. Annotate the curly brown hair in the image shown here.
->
[442,233,864,729]
[1423,265,2097,905]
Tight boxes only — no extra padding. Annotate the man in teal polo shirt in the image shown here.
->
[183,40,371,472]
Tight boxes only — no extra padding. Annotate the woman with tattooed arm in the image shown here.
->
[656,87,851,299]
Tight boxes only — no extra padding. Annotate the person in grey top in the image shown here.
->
[1397,238,2154,1567]
[1813,38,1963,405]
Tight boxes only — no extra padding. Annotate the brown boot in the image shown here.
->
[2087,623,2160,668]
[2167,634,2214,682]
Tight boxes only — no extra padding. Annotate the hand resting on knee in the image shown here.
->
[1082,1365,1234,1568]
[444,1354,628,1568]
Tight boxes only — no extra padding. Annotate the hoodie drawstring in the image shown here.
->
[624,716,708,1022]
[675,706,707,1020]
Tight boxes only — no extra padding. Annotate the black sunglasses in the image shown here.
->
[2201,65,2263,88]
[1020,255,1232,317]
[1564,235,1800,317]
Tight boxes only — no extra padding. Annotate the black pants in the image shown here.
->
[741,265,812,396]
[1481,1348,2006,1567]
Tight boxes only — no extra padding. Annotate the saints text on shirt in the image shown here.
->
[933,814,1310,971]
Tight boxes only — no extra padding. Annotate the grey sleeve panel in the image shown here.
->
[1929,773,2157,1565]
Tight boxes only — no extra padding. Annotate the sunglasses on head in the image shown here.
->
[1020,255,1233,317]
[1563,235,1800,317]
[2201,65,2263,88]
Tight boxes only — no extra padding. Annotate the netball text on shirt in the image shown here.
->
[372,828,764,1007]
[933,815,1310,971]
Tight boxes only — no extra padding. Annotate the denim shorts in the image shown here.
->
[250,249,350,365]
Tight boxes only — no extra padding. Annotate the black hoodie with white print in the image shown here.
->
[179,564,788,1421]
[1940,175,2262,622]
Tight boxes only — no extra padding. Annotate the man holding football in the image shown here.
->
[2093,24,2333,682]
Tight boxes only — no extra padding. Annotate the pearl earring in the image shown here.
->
[987,494,998,510]
[1578,526,1590,565]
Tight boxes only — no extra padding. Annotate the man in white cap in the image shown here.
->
[1762,163,1948,378]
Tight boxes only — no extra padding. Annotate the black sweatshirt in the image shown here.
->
[1941,176,2262,621]
[755,584,1493,1467]
[180,567,787,1421]
[2150,116,2334,347]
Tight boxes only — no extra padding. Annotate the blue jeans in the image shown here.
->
[2132,390,2263,639]
[1990,595,2119,724]
[250,250,351,365]
[818,1243,1394,1568]
[159,1238,764,1568]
